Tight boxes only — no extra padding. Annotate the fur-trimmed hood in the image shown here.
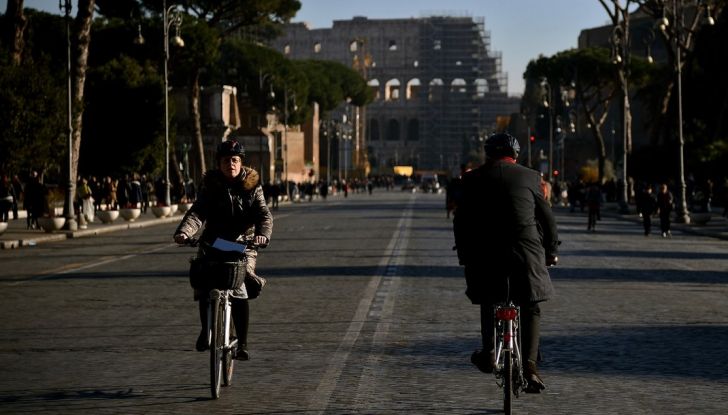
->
[202,167,260,193]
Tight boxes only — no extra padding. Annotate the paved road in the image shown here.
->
[0,191,726,414]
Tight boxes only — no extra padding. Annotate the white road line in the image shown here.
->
[307,194,415,413]
[9,243,175,286]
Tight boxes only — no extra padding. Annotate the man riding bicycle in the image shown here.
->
[453,133,559,393]
[174,139,273,360]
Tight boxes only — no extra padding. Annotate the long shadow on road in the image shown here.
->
[550,266,727,284]
[541,324,728,381]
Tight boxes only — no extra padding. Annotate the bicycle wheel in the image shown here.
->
[503,349,513,415]
[210,296,223,399]
[223,307,235,386]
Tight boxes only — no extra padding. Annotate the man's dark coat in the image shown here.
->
[453,159,559,305]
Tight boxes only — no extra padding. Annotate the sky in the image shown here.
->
[3,0,611,97]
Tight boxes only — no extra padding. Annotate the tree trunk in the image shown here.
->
[170,150,183,189]
[4,0,26,66]
[588,115,608,183]
[580,85,610,183]
[188,68,206,181]
[68,0,95,202]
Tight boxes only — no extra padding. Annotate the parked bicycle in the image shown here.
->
[183,237,265,399]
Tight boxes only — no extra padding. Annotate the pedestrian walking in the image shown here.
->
[637,184,658,236]
[104,176,117,210]
[319,180,329,200]
[24,171,44,229]
[117,175,131,208]
[453,133,559,393]
[11,175,23,220]
[76,177,94,223]
[141,174,151,213]
[657,183,674,238]
[128,174,143,208]
[540,173,552,206]
[585,182,602,232]
[0,175,15,222]
[446,164,467,218]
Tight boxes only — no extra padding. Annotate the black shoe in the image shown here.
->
[235,344,250,361]
[195,330,208,352]
[523,360,545,393]
[471,349,493,374]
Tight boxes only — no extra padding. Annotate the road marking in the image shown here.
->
[308,194,414,413]
[354,211,410,409]
[8,244,175,286]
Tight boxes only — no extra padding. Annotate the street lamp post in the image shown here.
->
[258,70,275,185]
[60,0,77,230]
[162,0,184,206]
[611,24,631,214]
[647,0,716,223]
[672,0,690,223]
[282,87,296,201]
[541,79,554,181]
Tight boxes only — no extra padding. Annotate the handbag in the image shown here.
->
[244,273,267,299]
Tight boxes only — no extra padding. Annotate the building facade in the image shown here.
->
[270,16,520,176]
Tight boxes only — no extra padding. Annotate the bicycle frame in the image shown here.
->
[493,302,525,414]
[207,288,238,399]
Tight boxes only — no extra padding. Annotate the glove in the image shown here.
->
[546,254,558,267]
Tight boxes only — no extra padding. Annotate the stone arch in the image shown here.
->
[406,78,421,100]
[428,78,444,102]
[385,78,401,101]
[368,79,381,100]
[475,78,488,96]
[450,78,467,93]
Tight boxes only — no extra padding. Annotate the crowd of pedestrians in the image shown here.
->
[0,170,197,230]
[511,174,728,237]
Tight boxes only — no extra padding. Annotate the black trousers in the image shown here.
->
[642,214,652,235]
[660,212,671,233]
[480,302,541,363]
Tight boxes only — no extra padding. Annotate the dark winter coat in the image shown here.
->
[175,167,272,244]
[453,159,559,305]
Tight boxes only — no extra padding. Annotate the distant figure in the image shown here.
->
[320,181,329,200]
[585,182,603,232]
[24,171,44,229]
[656,183,674,238]
[104,176,118,210]
[540,174,552,206]
[637,185,658,236]
[446,164,468,218]
[0,175,15,222]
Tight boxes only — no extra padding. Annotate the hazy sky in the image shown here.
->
[4,0,611,96]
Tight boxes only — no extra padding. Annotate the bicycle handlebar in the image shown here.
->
[178,237,263,250]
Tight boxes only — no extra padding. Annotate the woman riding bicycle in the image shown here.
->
[174,139,273,360]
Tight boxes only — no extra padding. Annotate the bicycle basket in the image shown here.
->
[189,257,246,290]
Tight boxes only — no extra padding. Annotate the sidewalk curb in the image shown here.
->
[0,216,181,249]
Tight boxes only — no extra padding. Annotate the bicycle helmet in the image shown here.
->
[484,133,520,159]
[216,139,245,159]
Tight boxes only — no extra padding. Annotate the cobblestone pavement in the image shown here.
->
[0,192,726,414]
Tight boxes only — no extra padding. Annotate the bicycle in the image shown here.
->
[492,300,525,415]
[184,238,260,399]
[491,258,556,414]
